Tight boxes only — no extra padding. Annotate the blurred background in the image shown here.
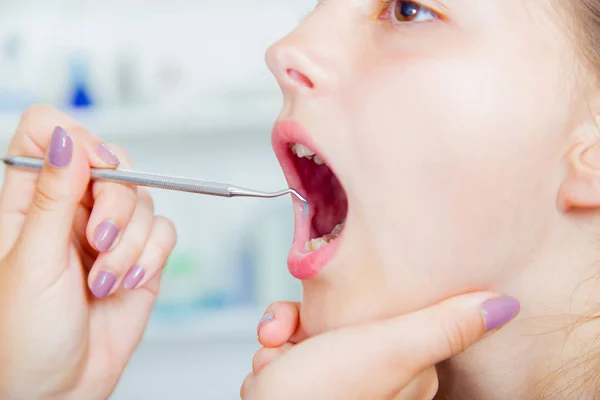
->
[0,0,315,398]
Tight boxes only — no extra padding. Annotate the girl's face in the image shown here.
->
[267,0,592,336]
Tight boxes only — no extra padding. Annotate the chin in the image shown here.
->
[298,289,390,337]
[296,262,396,337]
[299,295,354,337]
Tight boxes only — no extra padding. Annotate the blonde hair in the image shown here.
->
[571,0,600,71]
[536,1,600,398]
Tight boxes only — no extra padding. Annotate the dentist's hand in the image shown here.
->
[242,294,520,400]
[0,105,177,400]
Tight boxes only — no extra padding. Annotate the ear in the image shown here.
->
[558,121,600,212]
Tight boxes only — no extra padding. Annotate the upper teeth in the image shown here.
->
[291,144,325,165]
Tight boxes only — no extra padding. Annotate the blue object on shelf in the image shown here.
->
[72,82,93,108]
[68,55,94,109]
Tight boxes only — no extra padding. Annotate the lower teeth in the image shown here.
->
[305,222,345,252]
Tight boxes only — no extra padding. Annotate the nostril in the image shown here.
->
[286,68,314,89]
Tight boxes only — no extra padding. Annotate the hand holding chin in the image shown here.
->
[242,294,520,400]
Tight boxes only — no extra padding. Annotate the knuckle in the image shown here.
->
[67,125,98,143]
[20,104,56,124]
[128,227,148,252]
[252,348,267,371]
[32,184,62,212]
[137,188,155,213]
[153,216,178,250]
[240,373,253,399]
[12,105,66,152]
[440,313,471,355]
[96,183,138,212]
[127,224,149,251]
[268,301,292,314]
[104,242,141,271]
[122,186,139,207]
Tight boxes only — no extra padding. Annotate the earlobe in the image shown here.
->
[558,139,600,212]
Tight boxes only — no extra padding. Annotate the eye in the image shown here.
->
[381,1,439,23]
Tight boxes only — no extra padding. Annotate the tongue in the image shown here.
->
[313,181,347,237]
[295,160,347,237]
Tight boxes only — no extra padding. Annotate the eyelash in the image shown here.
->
[378,1,440,25]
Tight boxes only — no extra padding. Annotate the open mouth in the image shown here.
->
[289,143,348,252]
[272,121,349,279]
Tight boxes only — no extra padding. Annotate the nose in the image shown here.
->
[266,35,334,95]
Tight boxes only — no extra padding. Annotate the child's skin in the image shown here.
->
[248,0,600,398]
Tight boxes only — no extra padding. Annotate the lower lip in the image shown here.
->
[288,238,342,280]
[286,178,344,281]
[272,120,344,280]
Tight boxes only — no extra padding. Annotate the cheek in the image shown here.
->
[345,56,570,295]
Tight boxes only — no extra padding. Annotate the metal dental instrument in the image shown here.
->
[1,155,308,205]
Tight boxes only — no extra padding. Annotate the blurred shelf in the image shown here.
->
[142,306,263,343]
[0,95,282,144]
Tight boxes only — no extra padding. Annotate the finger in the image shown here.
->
[91,217,176,358]
[240,373,254,399]
[0,105,120,256]
[319,293,518,396]
[120,215,177,294]
[257,302,307,347]
[112,216,176,342]
[392,367,438,400]
[85,146,136,255]
[247,293,520,400]
[73,205,96,262]
[252,343,294,375]
[9,127,90,286]
[87,188,154,298]
[388,293,520,375]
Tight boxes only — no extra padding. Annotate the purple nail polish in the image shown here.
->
[95,144,120,165]
[94,221,119,252]
[482,296,520,332]
[48,126,73,168]
[122,265,145,290]
[257,312,274,332]
[91,271,116,298]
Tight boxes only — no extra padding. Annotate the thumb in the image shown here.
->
[14,126,90,272]
[389,293,520,373]
[246,293,520,400]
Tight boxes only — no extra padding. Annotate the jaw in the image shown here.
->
[295,225,388,335]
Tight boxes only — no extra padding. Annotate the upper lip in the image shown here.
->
[271,120,330,194]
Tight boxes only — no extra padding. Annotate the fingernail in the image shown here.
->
[482,296,520,332]
[257,312,274,332]
[95,143,120,165]
[94,221,119,252]
[91,271,116,298]
[48,126,73,168]
[122,265,145,290]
